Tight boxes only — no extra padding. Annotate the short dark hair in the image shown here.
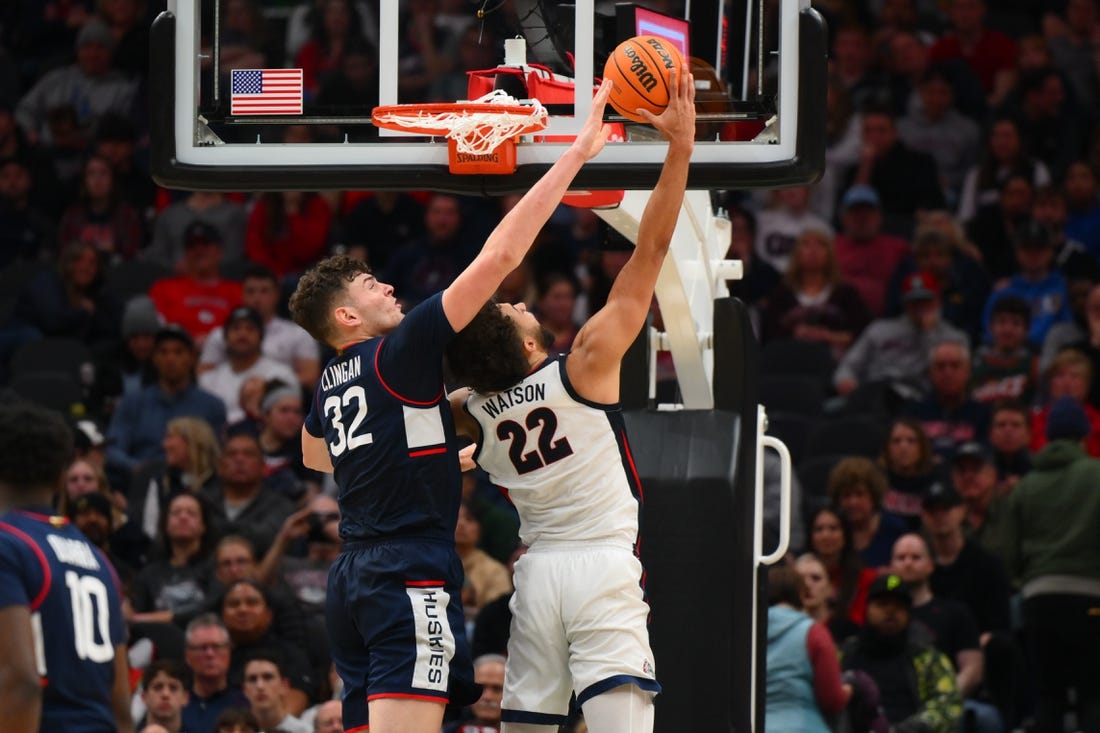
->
[242,647,288,680]
[214,708,260,733]
[0,401,74,495]
[445,301,530,394]
[990,294,1031,324]
[991,398,1029,422]
[289,255,371,344]
[142,658,191,689]
[240,264,278,286]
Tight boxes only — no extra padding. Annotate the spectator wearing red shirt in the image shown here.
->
[293,0,367,98]
[149,221,243,348]
[928,0,1017,105]
[833,185,911,317]
[245,192,332,279]
[1031,348,1100,457]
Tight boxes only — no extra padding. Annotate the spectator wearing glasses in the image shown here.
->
[181,614,249,733]
[903,339,991,460]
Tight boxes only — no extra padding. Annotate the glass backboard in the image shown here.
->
[150,0,826,193]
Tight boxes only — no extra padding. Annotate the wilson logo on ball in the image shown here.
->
[623,47,659,92]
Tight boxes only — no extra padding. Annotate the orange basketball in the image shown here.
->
[602,35,684,123]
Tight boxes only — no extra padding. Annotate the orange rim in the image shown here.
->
[371,103,547,137]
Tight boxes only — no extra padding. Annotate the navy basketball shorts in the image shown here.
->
[326,536,481,730]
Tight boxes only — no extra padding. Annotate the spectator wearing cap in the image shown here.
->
[987,400,1032,493]
[981,220,1072,348]
[106,324,227,480]
[896,67,981,207]
[834,271,968,398]
[112,294,161,398]
[970,295,1038,405]
[843,102,945,238]
[952,439,1016,568]
[250,381,322,502]
[200,265,321,390]
[149,222,244,347]
[14,18,137,143]
[885,223,991,342]
[903,339,990,461]
[889,534,995,731]
[67,481,137,581]
[921,473,1012,640]
[833,184,911,318]
[145,192,247,270]
[1003,395,1100,732]
[1030,348,1100,457]
[199,307,297,424]
[839,574,962,733]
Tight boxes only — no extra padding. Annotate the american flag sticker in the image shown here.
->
[229,68,303,115]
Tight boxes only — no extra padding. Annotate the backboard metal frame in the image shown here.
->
[149,0,827,193]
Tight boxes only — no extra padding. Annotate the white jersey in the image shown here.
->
[466,356,642,548]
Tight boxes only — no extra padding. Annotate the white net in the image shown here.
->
[373,90,548,155]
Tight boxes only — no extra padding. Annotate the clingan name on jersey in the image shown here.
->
[479,383,546,419]
[320,355,362,391]
[46,534,101,571]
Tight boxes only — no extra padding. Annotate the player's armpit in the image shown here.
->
[0,605,43,733]
[302,429,335,473]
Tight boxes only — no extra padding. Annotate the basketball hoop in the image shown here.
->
[371,90,548,175]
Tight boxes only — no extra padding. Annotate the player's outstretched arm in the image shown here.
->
[567,64,695,400]
[440,80,613,333]
[0,606,43,733]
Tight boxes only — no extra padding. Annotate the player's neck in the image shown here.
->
[528,349,549,371]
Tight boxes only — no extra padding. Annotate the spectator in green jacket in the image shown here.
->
[1003,396,1100,733]
[840,574,962,733]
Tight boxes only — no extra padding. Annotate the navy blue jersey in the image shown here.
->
[305,293,462,542]
[0,508,126,733]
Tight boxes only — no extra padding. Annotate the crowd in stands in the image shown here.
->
[2,0,1100,732]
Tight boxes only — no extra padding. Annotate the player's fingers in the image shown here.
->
[635,108,657,124]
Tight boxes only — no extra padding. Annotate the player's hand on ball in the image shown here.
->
[637,63,696,146]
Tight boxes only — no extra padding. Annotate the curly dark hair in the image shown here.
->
[0,401,74,496]
[445,301,530,394]
[288,255,371,344]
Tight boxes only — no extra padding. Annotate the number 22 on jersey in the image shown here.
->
[497,407,574,475]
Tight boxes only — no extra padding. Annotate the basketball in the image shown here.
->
[602,35,684,123]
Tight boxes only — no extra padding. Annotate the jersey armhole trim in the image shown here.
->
[374,338,445,406]
[0,521,52,611]
[559,357,620,411]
